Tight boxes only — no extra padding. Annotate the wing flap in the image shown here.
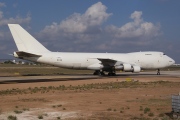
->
[97,58,122,66]
[97,58,116,65]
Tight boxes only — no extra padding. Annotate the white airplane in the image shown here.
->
[8,24,175,76]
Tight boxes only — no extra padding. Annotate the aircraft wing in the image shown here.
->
[97,58,123,66]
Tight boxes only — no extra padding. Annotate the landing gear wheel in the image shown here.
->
[93,70,105,76]
[100,71,105,76]
[108,72,111,76]
[93,70,101,75]
[108,72,116,76]
[108,67,116,76]
[157,69,160,75]
[93,70,105,75]
[112,73,116,76]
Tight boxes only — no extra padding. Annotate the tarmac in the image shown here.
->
[0,71,179,84]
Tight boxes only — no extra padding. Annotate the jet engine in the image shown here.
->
[115,63,141,73]
[132,65,141,73]
[123,63,132,71]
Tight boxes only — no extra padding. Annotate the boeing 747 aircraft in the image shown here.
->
[8,24,175,76]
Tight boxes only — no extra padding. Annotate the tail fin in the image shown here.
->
[8,24,50,53]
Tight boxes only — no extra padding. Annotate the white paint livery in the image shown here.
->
[8,24,175,75]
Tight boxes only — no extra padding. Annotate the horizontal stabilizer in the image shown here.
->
[15,51,41,57]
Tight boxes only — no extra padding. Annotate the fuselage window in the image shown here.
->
[145,54,152,55]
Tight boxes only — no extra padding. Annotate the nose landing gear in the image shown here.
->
[157,69,160,75]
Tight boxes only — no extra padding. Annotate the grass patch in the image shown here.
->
[57,116,61,119]
[0,81,180,96]
[144,107,151,114]
[8,115,17,120]
[131,117,151,120]
[14,110,23,114]
[159,113,165,117]
[148,112,154,117]
[120,110,123,113]
[57,104,62,107]
[0,64,93,76]
[38,115,43,119]
[139,106,143,111]
[23,108,29,111]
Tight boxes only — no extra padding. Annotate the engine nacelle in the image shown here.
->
[115,65,123,70]
[123,63,132,71]
[120,64,141,72]
[132,66,141,73]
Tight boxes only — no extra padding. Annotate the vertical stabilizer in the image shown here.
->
[8,24,50,53]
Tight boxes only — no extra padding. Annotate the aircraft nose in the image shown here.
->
[168,57,175,65]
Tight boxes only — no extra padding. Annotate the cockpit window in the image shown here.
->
[163,53,166,55]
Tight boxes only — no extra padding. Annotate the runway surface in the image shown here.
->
[0,71,179,84]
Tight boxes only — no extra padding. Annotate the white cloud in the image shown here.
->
[105,11,160,40]
[40,2,112,38]
[0,2,31,55]
[83,2,112,26]
[130,11,143,23]
[0,14,31,26]
[39,3,161,52]
[0,2,31,27]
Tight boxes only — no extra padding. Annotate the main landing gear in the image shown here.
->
[108,68,116,76]
[93,68,116,76]
[93,70,105,76]
[108,72,116,76]
[157,69,160,75]
[108,67,116,76]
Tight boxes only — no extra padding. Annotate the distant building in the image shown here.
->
[0,59,13,64]
[0,59,36,65]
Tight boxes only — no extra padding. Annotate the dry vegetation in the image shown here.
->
[0,80,180,119]
[0,64,180,119]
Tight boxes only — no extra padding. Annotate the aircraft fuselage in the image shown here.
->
[24,51,174,70]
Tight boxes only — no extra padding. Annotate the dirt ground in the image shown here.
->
[0,76,180,120]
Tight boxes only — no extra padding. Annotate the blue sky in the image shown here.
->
[0,0,180,63]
